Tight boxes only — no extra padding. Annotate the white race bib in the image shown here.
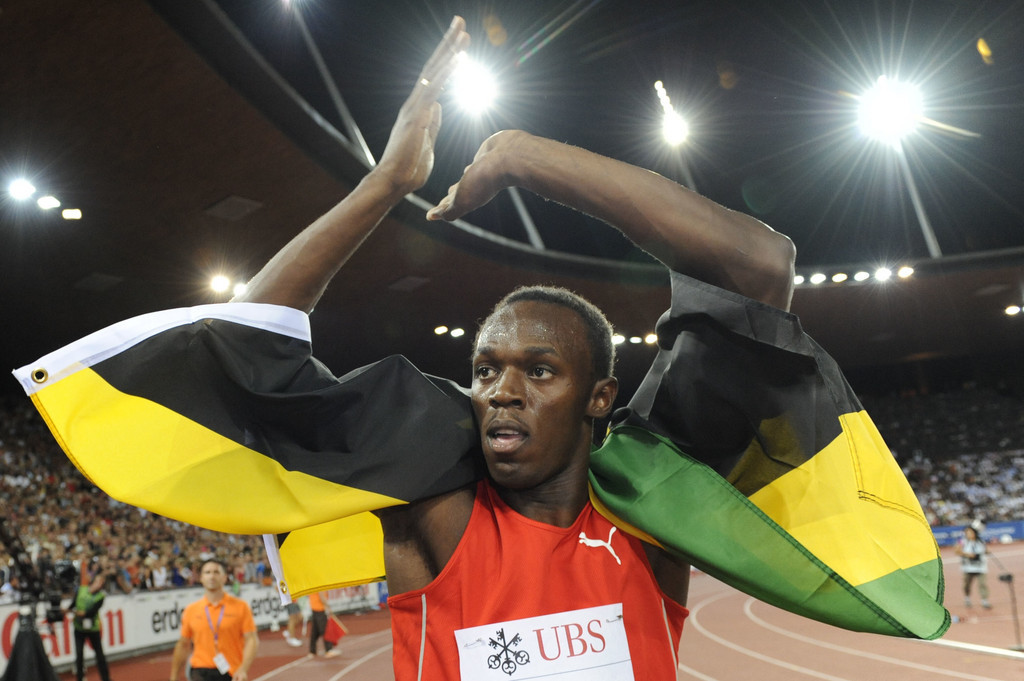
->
[454,603,633,680]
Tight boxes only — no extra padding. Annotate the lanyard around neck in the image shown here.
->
[205,603,225,650]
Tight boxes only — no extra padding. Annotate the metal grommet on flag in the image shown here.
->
[279,580,288,595]
[31,368,48,384]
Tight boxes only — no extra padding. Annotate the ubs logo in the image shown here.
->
[487,628,530,675]
[456,603,632,680]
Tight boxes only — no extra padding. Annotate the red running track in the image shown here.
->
[63,545,1024,680]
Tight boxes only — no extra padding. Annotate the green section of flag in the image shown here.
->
[590,426,950,639]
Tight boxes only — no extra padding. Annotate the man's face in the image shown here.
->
[199,561,227,591]
[471,301,607,490]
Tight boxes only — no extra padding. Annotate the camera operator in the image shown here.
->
[87,555,132,595]
[70,569,113,681]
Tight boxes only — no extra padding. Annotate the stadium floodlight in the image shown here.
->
[8,178,36,200]
[854,271,871,282]
[857,76,922,148]
[61,208,82,220]
[612,334,626,345]
[662,111,689,147]
[832,272,848,283]
[37,195,61,210]
[434,325,449,335]
[898,266,915,278]
[450,328,466,338]
[809,273,827,285]
[874,267,893,282]
[655,81,689,146]
[856,76,941,258]
[644,333,658,344]
[654,81,697,190]
[1005,305,1021,316]
[210,275,231,293]
[451,57,497,115]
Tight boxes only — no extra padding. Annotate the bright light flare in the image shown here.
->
[858,76,923,147]
[644,333,658,344]
[1006,305,1021,316]
[611,334,626,345]
[210,275,231,293]
[8,178,36,200]
[37,195,61,210]
[450,57,497,115]
[662,111,689,146]
[232,282,248,297]
[61,208,82,220]
[898,266,914,278]
[450,328,466,338]
[874,267,893,282]
[434,325,449,335]
[655,81,689,146]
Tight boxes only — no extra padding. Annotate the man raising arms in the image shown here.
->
[235,16,793,679]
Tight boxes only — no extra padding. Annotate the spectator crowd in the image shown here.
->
[2,380,1022,601]
[1,396,265,604]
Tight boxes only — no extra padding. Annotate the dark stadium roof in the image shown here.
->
[2,0,1023,398]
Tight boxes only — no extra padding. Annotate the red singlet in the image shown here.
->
[388,479,688,680]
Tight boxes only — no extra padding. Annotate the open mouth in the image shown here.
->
[486,421,529,454]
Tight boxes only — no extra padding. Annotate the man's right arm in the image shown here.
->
[169,637,190,681]
[233,17,469,312]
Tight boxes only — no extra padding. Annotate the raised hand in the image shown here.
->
[426,130,521,222]
[377,16,470,196]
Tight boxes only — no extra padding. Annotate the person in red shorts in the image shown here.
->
[306,591,339,658]
[170,559,259,681]
[235,16,793,680]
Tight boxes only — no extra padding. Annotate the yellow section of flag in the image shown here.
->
[750,410,936,587]
[32,365,404,535]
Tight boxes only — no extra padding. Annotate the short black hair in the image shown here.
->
[200,558,229,573]
[479,285,616,380]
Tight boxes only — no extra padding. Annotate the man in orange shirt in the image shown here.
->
[170,559,259,681]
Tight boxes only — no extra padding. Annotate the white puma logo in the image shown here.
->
[579,527,621,565]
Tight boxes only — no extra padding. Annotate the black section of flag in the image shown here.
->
[91,317,484,502]
[612,271,858,497]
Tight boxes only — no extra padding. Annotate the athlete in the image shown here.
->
[235,16,794,679]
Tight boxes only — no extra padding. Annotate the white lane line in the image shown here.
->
[253,655,312,680]
[920,637,1024,661]
[687,589,854,681]
[742,598,1009,681]
[328,641,394,680]
[676,661,722,680]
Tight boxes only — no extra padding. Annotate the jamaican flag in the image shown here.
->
[591,271,948,639]
[12,279,948,637]
[11,303,482,595]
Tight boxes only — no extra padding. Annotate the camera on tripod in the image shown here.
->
[41,559,79,623]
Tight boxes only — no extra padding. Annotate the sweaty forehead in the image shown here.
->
[475,301,587,357]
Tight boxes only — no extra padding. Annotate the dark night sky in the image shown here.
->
[215,0,1024,268]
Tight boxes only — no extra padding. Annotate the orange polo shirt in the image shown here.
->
[180,593,256,674]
